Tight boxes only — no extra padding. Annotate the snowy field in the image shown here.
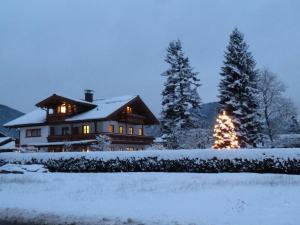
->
[1,172,300,225]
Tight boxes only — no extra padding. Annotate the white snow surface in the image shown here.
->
[0,164,48,173]
[0,137,11,143]
[1,148,300,163]
[4,108,47,127]
[66,95,137,121]
[0,172,299,225]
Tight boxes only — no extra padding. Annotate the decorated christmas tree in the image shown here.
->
[213,111,240,149]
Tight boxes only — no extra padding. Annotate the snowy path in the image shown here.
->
[0,173,300,225]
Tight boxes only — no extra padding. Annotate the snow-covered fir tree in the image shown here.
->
[161,40,202,149]
[218,28,263,148]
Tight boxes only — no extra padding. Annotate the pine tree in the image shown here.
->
[213,111,240,149]
[161,40,201,149]
[218,28,263,148]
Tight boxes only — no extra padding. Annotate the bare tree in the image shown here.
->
[258,69,298,145]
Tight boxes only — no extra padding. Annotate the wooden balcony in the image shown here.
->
[47,132,154,145]
[118,113,146,124]
[46,114,72,123]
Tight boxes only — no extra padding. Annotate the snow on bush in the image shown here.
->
[1,148,300,174]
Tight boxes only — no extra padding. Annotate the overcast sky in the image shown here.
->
[0,0,300,115]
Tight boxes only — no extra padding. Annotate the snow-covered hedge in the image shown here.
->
[1,149,300,174]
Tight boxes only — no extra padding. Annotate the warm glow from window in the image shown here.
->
[59,104,67,114]
[119,126,124,134]
[138,128,143,136]
[128,127,134,135]
[108,125,114,133]
[126,106,132,114]
[83,125,90,134]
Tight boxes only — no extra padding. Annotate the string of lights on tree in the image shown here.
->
[213,111,240,149]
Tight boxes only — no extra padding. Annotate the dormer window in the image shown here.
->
[57,103,67,114]
[126,106,132,114]
[61,104,66,113]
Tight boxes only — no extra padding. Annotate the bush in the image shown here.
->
[2,155,300,174]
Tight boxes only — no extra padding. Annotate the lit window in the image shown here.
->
[126,147,134,151]
[126,106,132,114]
[119,126,124,134]
[67,104,72,113]
[108,125,114,133]
[83,125,90,134]
[138,128,143,136]
[58,103,67,114]
[128,127,134,135]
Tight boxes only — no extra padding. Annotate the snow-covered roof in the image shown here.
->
[4,108,47,127]
[36,93,97,107]
[0,137,11,144]
[0,140,15,149]
[4,95,138,127]
[66,95,137,121]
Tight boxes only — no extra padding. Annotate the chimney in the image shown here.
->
[84,89,94,102]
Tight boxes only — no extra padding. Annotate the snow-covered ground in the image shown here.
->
[1,172,300,225]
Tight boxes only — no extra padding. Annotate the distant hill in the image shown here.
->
[0,104,24,138]
[198,102,218,129]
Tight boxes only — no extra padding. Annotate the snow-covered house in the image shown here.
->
[4,91,159,152]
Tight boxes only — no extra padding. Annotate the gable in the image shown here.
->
[106,96,159,125]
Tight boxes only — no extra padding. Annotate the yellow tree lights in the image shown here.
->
[213,111,240,149]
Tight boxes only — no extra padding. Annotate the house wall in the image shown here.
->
[19,121,146,150]
[50,122,96,135]
[46,121,144,136]
[20,126,49,146]
[101,121,144,135]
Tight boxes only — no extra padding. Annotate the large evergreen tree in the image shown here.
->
[161,40,201,149]
[218,28,263,147]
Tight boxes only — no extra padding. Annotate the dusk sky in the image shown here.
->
[0,0,300,115]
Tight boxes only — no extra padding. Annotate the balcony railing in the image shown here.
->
[47,132,154,145]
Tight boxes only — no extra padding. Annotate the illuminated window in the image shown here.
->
[126,147,134,151]
[119,126,124,134]
[108,125,114,133]
[83,125,90,134]
[128,127,134,135]
[67,104,72,113]
[138,128,143,136]
[60,104,66,113]
[126,106,132,114]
